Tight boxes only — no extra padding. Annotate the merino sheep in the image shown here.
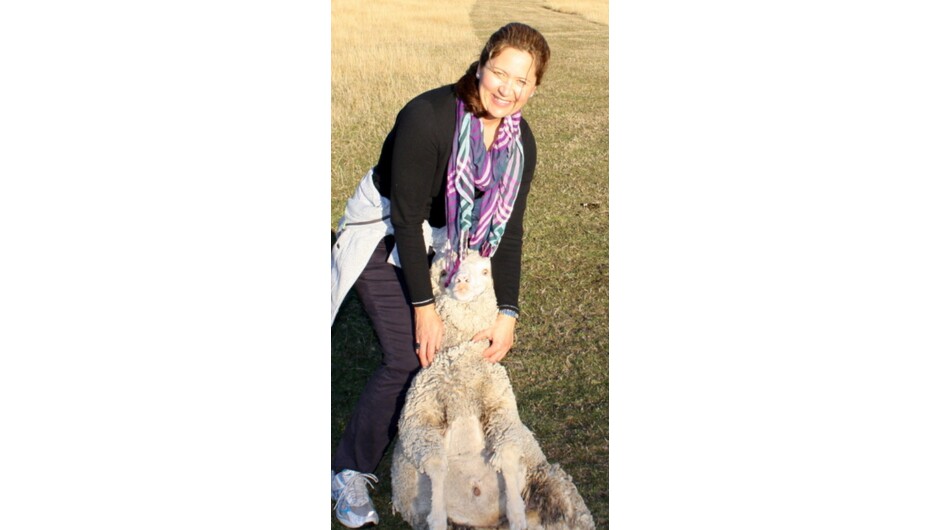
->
[391,251,595,530]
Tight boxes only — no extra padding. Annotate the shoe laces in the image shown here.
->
[333,471,378,510]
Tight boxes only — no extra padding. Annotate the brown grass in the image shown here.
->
[544,0,608,25]
[331,0,479,196]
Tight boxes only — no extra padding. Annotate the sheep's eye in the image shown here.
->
[482,268,490,276]
[440,269,447,277]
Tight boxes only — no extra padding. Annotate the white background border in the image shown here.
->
[1,1,328,527]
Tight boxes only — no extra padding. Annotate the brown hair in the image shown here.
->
[455,22,551,118]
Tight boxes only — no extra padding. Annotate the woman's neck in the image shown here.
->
[481,117,501,150]
[481,115,501,128]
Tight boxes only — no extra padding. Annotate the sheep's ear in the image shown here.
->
[429,255,445,297]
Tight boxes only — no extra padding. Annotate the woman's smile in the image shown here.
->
[478,47,537,121]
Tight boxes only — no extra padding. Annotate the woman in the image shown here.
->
[330,22,550,528]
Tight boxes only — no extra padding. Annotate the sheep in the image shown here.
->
[390,250,595,530]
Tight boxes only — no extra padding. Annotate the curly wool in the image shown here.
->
[391,251,595,530]
[429,253,499,349]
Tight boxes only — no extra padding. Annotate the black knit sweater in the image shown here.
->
[372,84,537,312]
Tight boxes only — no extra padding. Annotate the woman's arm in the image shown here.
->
[389,99,443,306]
[388,98,447,365]
[478,123,537,362]
[489,123,537,314]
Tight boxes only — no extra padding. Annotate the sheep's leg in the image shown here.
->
[424,454,448,530]
[482,379,533,530]
[404,431,449,530]
[493,445,527,530]
[397,372,451,529]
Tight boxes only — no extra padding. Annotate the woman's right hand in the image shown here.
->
[413,304,444,367]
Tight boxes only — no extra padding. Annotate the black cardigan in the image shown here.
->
[372,84,537,313]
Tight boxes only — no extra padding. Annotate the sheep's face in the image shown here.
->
[441,253,493,303]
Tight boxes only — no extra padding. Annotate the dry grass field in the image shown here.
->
[544,0,608,25]
[332,0,609,528]
[331,0,478,197]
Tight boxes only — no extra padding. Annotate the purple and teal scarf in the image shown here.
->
[443,98,524,283]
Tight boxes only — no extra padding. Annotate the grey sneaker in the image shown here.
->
[331,469,379,528]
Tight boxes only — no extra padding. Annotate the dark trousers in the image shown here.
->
[332,236,422,474]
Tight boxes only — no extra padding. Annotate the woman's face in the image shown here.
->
[477,47,537,123]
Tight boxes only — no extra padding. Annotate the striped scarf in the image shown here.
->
[444,98,525,284]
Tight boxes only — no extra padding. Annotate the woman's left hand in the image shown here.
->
[472,313,517,363]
